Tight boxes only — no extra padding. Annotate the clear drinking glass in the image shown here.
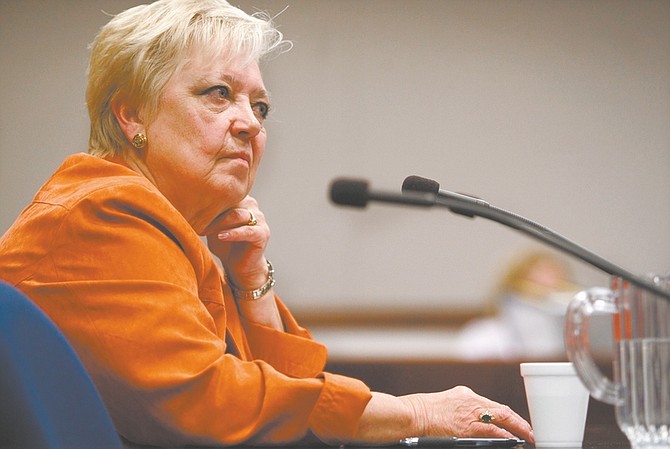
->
[565,274,670,449]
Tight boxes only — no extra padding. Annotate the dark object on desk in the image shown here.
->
[399,437,524,447]
[0,282,122,449]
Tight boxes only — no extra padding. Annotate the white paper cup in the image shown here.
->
[520,362,589,448]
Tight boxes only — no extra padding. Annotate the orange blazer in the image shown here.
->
[0,153,371,447]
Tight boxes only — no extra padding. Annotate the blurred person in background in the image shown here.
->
[456,250,577,360]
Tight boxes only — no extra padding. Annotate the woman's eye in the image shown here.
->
[205,85,230,101]
[253,102,270,120]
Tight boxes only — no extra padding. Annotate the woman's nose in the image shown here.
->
[231,101,262,140]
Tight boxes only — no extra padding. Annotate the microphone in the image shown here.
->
[400,175,670,301]
[330,178,436,208]
[402,175,489,218]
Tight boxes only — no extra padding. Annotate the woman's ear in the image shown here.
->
[111,95,144,143]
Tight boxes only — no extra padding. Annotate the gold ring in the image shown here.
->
[479,410,495,423]
[247,210,258,226]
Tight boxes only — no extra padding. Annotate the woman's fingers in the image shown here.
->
[471,405,534,442]
[203,206,264,235]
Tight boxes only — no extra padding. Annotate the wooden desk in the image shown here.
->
[325,359,630,448]
[286,421,629,448]
[580,422,629,448]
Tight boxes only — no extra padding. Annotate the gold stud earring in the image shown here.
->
[132,133,147,149]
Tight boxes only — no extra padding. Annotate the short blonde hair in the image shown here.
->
[86,0,288,157]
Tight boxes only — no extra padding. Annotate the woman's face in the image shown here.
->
[142,49,270,233]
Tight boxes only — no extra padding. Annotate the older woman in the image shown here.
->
[0,0,533,447]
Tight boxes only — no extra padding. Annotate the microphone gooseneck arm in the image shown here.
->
[400,175,670,301]
[328,176,670,301]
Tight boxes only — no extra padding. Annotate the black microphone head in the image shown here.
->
[402,175,440,194]
[329,178,369,207]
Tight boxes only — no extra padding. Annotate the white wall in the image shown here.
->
[2,0,669,314]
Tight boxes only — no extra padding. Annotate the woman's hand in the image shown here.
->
[204,196,282,330]
[204,196,269,290]
[352,387,534,445]
[400,386,534,441]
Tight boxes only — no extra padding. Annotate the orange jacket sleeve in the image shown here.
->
[0,154,371,447]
